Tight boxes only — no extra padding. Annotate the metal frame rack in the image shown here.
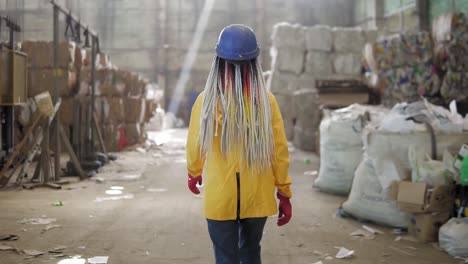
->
[50,0,113,181]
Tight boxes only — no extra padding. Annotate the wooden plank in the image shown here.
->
[41,123,51,183]
[15,129,43,186]
[59,124,86,180]
[93,112,107,153]
[0,113,46,188]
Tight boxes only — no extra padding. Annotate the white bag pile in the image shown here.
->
[268,22,376,150]
[342,100,468,227]
[314,104,388,195]
[439,218,468,257]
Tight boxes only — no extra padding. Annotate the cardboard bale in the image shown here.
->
[93,69,127,96]
[305,25,333,52]
[305,51,332,75]
[103,124,125,152]
[409,212,451,242]
[96,52,111,69]
[77,67,90,95]
[58,97,78,126]
[126,73,146,97]
[332,27,365,53]
[124,98,146,123]
[333,53,362,76]
[21,41,75,69]
[271,48,304,74]
[124,123,143,146]
[396,181,456,213]
[74,46,87,69]
[95,97,125,124]
[144,100,157,122]
[267,70,299,95]
[28,69,77,97]
[272,22,306,50]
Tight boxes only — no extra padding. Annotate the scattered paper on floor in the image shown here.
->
[88,256,109,264]
[335,247,354,259]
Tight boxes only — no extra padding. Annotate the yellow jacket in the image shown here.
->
[186,91,292,220]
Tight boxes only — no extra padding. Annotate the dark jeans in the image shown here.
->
[207,217,267,264]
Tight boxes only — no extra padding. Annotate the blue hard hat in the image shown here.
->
[216,24,260,61]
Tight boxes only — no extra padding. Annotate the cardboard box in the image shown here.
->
[396,181,455,213]
[409,212,451,242]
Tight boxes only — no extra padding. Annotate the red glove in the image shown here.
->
[188,174,202,194]
[277,192,292,226]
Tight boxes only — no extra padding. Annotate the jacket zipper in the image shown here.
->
[236,172,240,220]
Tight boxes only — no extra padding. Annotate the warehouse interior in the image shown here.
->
[1,0,468,263]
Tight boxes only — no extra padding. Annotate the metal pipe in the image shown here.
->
[53,5,60,181]
[90,36,96,155]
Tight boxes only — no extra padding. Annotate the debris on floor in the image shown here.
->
[394,236,418,242]
[350,228,375,240]
[146,188,168,192]
[95,194,134,202]
[105,189,123,195]
[95,177,105,184]
[393,228,406,235]
[0,245,19,252]
[49,246,67,254]
[389,246,415,256]
[362,225,384,234]
[136,147,147,154]
[335,247,354,259]
[23,249,45,257]
[0,234,18,241]
[312,261,323,264]
[87,256,109,264]
[454,256,468,263]
[43,224,62,232]
[52,201,64,206]
[304,170,318,176]
[57,256,86,264]
[18,217,57,225]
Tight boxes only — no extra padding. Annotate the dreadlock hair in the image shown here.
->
[199,56,274,174]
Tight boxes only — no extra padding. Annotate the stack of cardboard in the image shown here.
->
[19,41,159,152]
[391,181,455,242]
[76,55,152,151]
[21,41,78,97]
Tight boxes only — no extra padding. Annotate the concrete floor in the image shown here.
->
[0,129,459,264]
